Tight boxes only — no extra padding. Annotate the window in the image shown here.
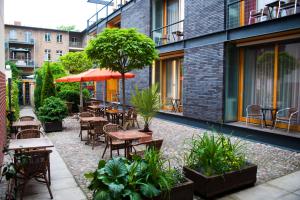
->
[56,50,63,57]
[9,30,17,40]
[24,32,32,43]
[44,33,51,42]
[57,34,62,43]
[71,37,77,43]
[44,49,51,61]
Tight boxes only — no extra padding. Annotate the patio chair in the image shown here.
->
[79,112,93,141]
[16,129,45,139]
[248,7,269,24]
[128,139,163,159]
[88,121,108,150]
[14,150,53,200]
[102,123,125,158]
[274,108,299,133]
[246,105,264,128]
[19,116,35,121]
[277,0,300,17]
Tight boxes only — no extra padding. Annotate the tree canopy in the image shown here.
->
[60,51,93,74]
[57,25,77,31]
[41,63,56,104]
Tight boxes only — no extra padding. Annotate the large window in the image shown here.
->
[44,49,51,61]
[57,34,62,43]
[24,31,32,43]
[9,30,17,40]
[44,33,51,42]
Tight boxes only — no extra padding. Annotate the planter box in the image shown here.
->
[43,121,63,133]
[150,178,194,200]
[183,163,257,198]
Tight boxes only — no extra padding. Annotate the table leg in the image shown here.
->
[262,110,267,127]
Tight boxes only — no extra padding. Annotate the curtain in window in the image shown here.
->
[243,46,274,116]
[277,42,300,122]
[167,0,179,42]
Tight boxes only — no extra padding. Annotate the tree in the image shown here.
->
[5,61,21,80]
[41,63,56,104]
[60,51,93,74]
[34,70,43,111]
[85,28,158,121]
[57,25,77,31]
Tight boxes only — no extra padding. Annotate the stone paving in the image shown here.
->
[47,115,300,199]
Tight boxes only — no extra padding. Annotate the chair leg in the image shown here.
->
[102,144,108,158]
[117,149,120,155]
[48,161,51,185]
[246,117,248,127]
[135,120,140,129]
[92,135,95,150]
[287,122,291,133]
[273,120,277,130]
[44,174,53,199]
[110,148,112,158]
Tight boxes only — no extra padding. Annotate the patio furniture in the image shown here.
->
[79,112,93,141]
[246,105,264,128]
[172,30,184,41]
[277,0,300,17]
[265,0,285,19]
[106,109,122,124]
[102,123,126,158]
[16,129,45,139]
[8,137,54,151]
[13,121,41,132]
[248,7,269,24]
[14,150,53,200]
[129,139,163,159]
[274,107,299,132]
[261,107,278,128]
[87,120,108,150]
[19,116,34,121]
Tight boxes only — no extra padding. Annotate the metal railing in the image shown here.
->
[227,0,300,29]
[151,20,184,46]
[9,59,35,67]
[8,38,35,44]
[87,0,132,29]
[69,41,83,48]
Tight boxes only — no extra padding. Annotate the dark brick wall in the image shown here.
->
[96,81,105,101]
[0,72,6,164]
[120,0,151,105]
[183,43,224,122]
[184,0,225,39]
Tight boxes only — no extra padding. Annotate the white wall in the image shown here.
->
[0,0,4,73]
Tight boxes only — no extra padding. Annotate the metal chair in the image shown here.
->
[16,129,45,139]
[274,108,299,133]
[78,112,93,141]
[246,105,264,128]
[19,116,35,121]
[248,7,269,24]
[102,123,125,158]
[277,0,300,17]
[88,121,108,150]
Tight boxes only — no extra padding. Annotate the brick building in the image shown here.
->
[87,0,300,131]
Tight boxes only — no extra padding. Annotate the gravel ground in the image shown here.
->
[47,116,300,199]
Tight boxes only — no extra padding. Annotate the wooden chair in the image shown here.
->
[274,108,299,133]
[246,105,264,128]
[102,123,125,158]
[248,7,269,24]
[88,121,108,150]
[78,112,93,141]
[129,139,163,159]
[19,116,35,121]
[16,129,45,139]
[125,108,140,129]
[14,150,53,200]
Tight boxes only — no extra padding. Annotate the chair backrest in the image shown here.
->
[103,123,120,133]
[146,139,163,151]
[16,129,44,139]
[79,112,93,117]
[288,108,298,118]
[132,109,138,120]
[90,121,108,134]
[246,105,262,115]
[19,116,35,121]
[15,150,52,177]
[20,125,40,131]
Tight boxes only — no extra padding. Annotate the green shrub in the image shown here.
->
[34,71,43,111]
[41,64,56,104]
[38,96,68,122]
[85,149,183,200]
[57,90,80,112]
[6,80,20,121]
[185,133,246,176]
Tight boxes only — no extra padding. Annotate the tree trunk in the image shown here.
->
[121,73,126,127]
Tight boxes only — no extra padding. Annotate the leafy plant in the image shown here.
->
[131,84,160,132]
[34,70,43,111]
[85,149,183,200]
[185,133,246,176]
[60,51,92,74]
[57,89,90,112]
[41,63,56,104]
[86,28,158,124]
[38,96,67,122]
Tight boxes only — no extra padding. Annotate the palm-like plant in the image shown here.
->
[131,84,161,132]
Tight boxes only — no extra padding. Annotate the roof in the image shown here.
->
[5,24,87,34]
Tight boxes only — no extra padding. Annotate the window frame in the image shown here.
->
[57,34,63,43]
[44,49,51,61]
[44,32,51,42]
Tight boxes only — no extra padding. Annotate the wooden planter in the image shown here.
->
[150,178,194,200]
[43,121,63,133]
[183,163,257,198]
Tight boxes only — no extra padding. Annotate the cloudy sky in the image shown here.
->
[4,0,104,31]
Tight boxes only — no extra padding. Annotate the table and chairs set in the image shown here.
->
[246,105,299,132]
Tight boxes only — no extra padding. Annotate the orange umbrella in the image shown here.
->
[55,68,135,109]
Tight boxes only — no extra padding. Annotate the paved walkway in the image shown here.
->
[20,107,87,200]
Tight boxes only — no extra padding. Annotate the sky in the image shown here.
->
[4,0,104,31]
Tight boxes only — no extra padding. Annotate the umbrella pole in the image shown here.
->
[80,82,83,112]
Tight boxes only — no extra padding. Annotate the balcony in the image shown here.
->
[227,0,300,29]
[151,20,184,46]
[69,41,83,48]
[7,38,35,45]
[87,0,132,30]
[9,59,35,68]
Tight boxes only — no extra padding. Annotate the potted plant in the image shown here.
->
[183,133,257,198]
[131,84,160,134]
[85,149,194,200]
[38,96,68,132]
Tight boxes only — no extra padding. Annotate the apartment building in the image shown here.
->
[87,0,300,131]
[4,23,88,105]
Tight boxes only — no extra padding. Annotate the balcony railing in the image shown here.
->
[9,59,35,67]
[8,38,35,44]
[227,0,300,29]
[69,41,83,48]
[151,20,184,46]
[87,0,132,29]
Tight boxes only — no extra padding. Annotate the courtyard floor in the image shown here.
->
[46,114,300,199]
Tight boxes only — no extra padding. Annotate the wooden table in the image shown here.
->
[87,105,107,117]
[80,116,108,123]
[261,107,278,128]
[8,137,54,151]
[12,121,41,129]
[106,109,123,124]
[108,130,151,157]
